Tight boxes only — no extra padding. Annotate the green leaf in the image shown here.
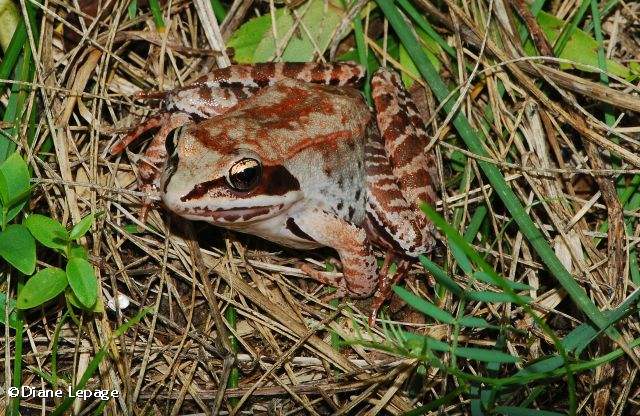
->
[0,292,20,329]
[66,288,104,313]
[3,198,27,223]
[0,224,35,274]
[227,0,344,63]
[67,242,88,259]
[69,213,94,241]
[525,11,631,79]
[0,150,30,206]
[393,285,454,323]
[24,214,68,250]
[17,267,68,309]
[66,257,97,309]
[226,13,272,63]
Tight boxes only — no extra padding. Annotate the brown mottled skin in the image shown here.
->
[112,62,438,324]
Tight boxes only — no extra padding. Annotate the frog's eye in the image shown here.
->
[227,158,262,191]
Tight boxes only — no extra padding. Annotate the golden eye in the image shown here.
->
[227,158,262,191]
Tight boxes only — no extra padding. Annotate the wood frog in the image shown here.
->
[111,62,439,322]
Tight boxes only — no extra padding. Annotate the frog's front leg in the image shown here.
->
[293,209,377,300]
[134,112,192,221]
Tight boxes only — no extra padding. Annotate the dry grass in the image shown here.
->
[2,0,640,414]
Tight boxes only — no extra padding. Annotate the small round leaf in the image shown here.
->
[69,213,94,241]
[67,242,88,259]
[0,153,31,206]
[24,214,68,250]
[0,224,36,275]
[17,267,68,309]
[66,257,97,309]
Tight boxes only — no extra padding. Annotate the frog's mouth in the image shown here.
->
[169,204,287,225]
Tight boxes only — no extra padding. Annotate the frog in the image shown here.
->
[111,62,439,323]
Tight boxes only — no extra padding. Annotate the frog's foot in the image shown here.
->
[110,112,170,155]
[138,183,161,223]
[299,263,348,299]
[129,112,192,223]
[133,89,169,100]
[369,256,410,326]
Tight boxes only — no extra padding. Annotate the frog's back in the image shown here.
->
[190,78,371,164]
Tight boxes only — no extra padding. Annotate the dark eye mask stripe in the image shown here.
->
[179,164,300,202]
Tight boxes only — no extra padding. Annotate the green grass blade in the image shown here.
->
[148,0,165,30]
[401,385,467,416]
[128,0,138,18]
[584,0,620,33]
[463,205,488,243]
[458,316,495,329]
[210,0,227,21]
[419,255,463,297]
[225,305,239,407]
[394,0,455,57]
[454,346,518,363]
[351,0,371,104]
[466,291,532,304]
[449,238,473,274]
[9,282,24,415]
[0,21,25,92]
[394,285,455,323]
[473,271,533,291]
[402,331,518,363]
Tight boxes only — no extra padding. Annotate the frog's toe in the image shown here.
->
[369,259,411,326]
[319,288,348,303]
[299,263,348,297]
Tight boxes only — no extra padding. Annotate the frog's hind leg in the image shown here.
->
[364,68,439,323]
[189,61,366,90]
[363,123,432,257]
[369,68,439,255]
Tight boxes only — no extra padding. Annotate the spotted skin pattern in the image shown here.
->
[114,62,438,324]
